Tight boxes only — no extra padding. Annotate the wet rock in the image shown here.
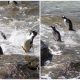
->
[62,61,80,78]
[68,61,80,71]
[0,63,18,79]
[51,69,66,79]
[24,55,39,70]
[47,61,80,79]
[2,62,39,79]
[16,62,39,79]
[0,55,39,79]
[41,41,53,66]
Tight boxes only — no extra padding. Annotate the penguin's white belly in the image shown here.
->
[64,19,69,27]
[53,32,59,41]
[22,39,32,52]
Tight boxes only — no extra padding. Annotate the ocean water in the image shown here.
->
[41,1,80,21]
[41,1,80,79]
[0,2,39,78]
[0,1,39,56]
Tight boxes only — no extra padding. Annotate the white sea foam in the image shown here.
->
[0,7,5,11]
[41,72,52,79]
[49,47,62,55]
[44,64,58,69]
[0,12,39,56]
[8,30,28,46]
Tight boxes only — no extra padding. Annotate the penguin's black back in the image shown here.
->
[63,17,75,31]
[66,18,73,29]
[8,1,18,5]
[13,1,18,5]
[55,30,61,41]
[0,46,3,55]
[29,30,37,49]
[50,26,62,41]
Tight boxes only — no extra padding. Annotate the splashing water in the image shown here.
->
[0,2,39,57]
[41,23,80,79]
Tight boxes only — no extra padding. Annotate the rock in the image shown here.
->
[0,61,39,79]
[24,55,39,70]
[68,61,80,71]
[0,55,39,79]
[16,62,39,79]
[41,41,53,66]
[3,63,18,79]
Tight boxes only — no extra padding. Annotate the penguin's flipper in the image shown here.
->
[0,32,7,40]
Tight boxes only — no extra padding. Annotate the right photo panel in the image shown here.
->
[41,1,80,79]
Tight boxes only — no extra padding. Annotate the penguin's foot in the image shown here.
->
[22,46,30,53]
[69,29,75,31]
[57,40,64,42]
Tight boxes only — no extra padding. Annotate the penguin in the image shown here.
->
[8,1,18,5]
[62,16,75,31]
[50,26,62,42]
[0,31,7,40]
[0,46,3,55]
[22,30,37,53]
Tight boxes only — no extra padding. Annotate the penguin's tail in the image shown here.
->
[69,29,76,31]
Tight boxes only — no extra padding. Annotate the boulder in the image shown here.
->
[41,41,52,66]
[24,55,39,70]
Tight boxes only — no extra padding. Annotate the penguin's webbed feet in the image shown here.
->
[22,46,30,53]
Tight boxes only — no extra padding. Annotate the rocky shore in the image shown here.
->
[0,55,39,79]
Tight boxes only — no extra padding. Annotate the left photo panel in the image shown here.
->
[0,1,39,79]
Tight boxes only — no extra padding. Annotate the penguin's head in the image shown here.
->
[50,26,56,30]
[30,30,37,37]
[8,1,18,5]
[62,16,66,19]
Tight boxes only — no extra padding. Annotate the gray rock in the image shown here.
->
[41,41,53,66]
